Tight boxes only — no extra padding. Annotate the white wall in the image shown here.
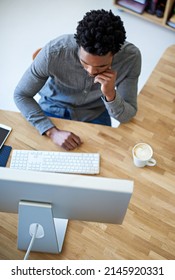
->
[0,0,175,111]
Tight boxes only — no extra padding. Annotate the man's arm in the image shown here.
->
[95,48,141,123]
[14,48,82,150]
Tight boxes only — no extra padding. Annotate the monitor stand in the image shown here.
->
[18,201,68,254]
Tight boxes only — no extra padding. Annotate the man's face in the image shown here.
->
[78,47,113,77]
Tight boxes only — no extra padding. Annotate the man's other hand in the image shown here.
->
[45,127,82,150]
[94,69,117,102]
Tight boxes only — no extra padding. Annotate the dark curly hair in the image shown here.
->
[74,9,126,55]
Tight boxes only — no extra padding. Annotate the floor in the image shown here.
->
[0,0,175,113]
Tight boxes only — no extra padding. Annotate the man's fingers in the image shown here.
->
[71,134,82,145]
[62,133,82,150]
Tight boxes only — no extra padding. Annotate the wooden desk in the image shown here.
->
[0,45,175,260]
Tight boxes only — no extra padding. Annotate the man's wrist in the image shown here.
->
[45,126,59,137]
[105,89,116,102]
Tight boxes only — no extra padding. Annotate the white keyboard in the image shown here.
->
[10,150,100,174]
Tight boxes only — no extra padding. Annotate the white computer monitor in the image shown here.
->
[0,167,133,254]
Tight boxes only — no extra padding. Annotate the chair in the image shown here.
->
[32,48,42,60]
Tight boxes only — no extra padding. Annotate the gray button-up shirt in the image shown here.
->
[14,34,141,134]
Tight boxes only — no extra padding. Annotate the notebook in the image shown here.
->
[0,145,12,167]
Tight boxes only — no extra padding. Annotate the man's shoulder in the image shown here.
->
[120,41,141,57]
[113,41,141,63]
[47,34,76,50]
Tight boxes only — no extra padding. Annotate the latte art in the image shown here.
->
[134,144,152,160]
[132,143,156,167]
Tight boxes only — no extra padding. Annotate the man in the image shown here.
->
[14,9,141,150]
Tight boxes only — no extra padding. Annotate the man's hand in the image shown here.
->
[94,69,117,102]
[45,127,82,150]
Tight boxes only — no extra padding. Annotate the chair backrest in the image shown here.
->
[32,48,42,60]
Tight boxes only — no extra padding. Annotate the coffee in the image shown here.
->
[132,143,156,167]
[134,143,152,160]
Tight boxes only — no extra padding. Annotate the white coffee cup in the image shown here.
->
[132,143,156,168]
